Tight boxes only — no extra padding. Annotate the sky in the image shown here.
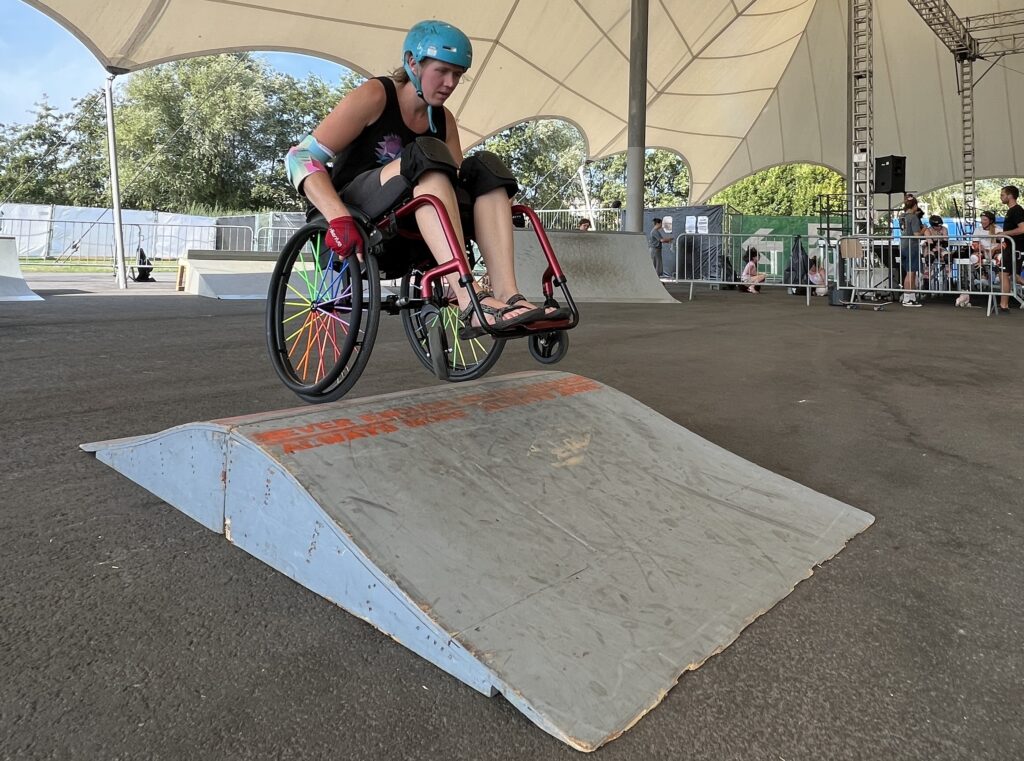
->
[0,0,348,125]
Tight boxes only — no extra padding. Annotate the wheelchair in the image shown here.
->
[265,194,579,404]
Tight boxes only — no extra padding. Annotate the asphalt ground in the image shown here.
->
[1,276,1022,760]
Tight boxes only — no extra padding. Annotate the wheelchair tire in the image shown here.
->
[266,222,381,402]
[422,306,449,381]
[400,268,504,382]
[527,330,569,364]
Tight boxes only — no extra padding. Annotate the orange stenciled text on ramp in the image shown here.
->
[251,376,601,455]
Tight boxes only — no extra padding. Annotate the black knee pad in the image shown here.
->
[400,137,459,186]
[459,151,519,199]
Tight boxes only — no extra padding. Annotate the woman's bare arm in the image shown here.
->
[301,80,387,219]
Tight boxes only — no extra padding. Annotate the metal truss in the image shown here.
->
[906,2,1024,226]
[849,0,873,238]
[905,0,977,58]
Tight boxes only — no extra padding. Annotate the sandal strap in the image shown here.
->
[505,293,529,307]
[498,302,541,318]
[459,298,502,328]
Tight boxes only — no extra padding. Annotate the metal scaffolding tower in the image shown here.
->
[959,58,976,222]
[848,0,873,238]
[906,1,1024,225]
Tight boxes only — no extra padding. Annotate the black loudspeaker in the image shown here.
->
[874,155,906,194]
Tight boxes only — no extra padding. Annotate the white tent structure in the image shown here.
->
[23,0,1024,202]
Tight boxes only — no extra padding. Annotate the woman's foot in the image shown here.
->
[457,295,546,338]
[493,291,561,317]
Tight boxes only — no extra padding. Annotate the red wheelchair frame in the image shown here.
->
[265,192,579,404]
[379,194,578,335]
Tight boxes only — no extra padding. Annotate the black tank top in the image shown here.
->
[331,77,447,191]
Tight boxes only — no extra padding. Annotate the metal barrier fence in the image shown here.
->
[666,232,825,305]
[4,217,253,269]
[250,210,627,252]
[532,208,624,231]
[666,230,1023,314]
[831,233,1022,314]
[255,224,303,252]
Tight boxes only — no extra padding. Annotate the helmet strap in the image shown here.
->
[404,58,438,134]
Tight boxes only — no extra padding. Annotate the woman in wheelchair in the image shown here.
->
[286,19,562,337]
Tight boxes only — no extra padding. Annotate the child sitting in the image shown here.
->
[740,248,766,293]
[807,256,828,296]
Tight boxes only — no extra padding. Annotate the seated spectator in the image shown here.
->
[807,256,828,296]
[921,214,949,291]
[971,211,1001,262]
[578,218,592,232]
[740,248,766,293]
[922,215,949,256]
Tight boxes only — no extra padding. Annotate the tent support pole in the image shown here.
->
[625,0,648,233]
[104,73,128,289]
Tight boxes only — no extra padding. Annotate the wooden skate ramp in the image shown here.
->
[83,372,873,750]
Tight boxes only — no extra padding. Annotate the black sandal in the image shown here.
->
[458,295,546,339]
[506,293,571,322]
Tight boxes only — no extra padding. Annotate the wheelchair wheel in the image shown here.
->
[400,268,505,381]
[527,330,569,364]
[266,222,381,402]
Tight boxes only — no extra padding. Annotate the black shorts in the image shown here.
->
[336,166,476,278]
[999,242,1021,274]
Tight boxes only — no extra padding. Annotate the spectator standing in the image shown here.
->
[997,185,1024,312]
[899,196,923,307]
[609,199,623,231]
[648,218,672,278]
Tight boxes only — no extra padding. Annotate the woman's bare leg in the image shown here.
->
[377,162,521,323]
[472,188,549,313]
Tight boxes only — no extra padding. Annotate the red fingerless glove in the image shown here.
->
[325,216,363,260]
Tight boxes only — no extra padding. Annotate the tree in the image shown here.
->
[709,164,845,215]
[0,58,361,214]
[473,120,587,209]
[56,91,109,208]
[0,98,73,204]
[919,178,1024,217]
[114,54,277,211]
[588,150,690,208]
[472,121,690,210]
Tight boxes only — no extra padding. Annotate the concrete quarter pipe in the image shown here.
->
[0,237,43,301]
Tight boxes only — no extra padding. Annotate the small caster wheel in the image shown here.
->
[528,330,569,364]
[421,305,449,380]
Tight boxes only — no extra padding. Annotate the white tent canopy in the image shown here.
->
[23,0,1024,200]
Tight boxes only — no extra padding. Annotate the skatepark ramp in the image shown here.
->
[514,230,676,304]
[179,250,278,299]
[83,372,872,751]
[181,232,674,305]
[0,236,43,302]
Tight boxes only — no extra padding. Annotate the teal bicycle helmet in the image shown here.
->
[402,20,473,133]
